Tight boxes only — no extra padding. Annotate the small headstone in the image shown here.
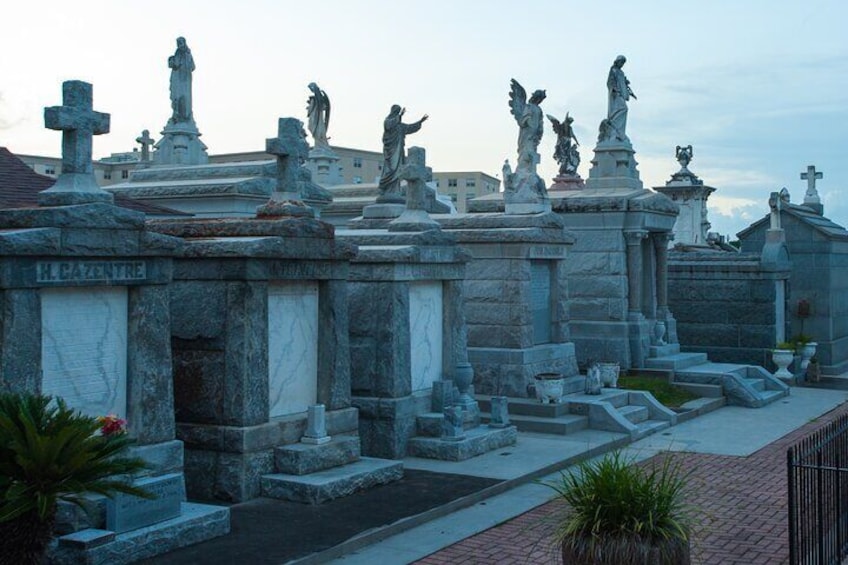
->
[488,396,510,428]
[388,146,441,232]
[431,380,455,413]
[105,473,183,534]
[441,405,465,442]
[585,364,602,395]
[302,404,331,445]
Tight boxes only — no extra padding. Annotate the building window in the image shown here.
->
[121,170,129,179]
[44,166,56,175]
[465,178,476,187]
[448,178,458,188]
[104,171,112,180]
[353,157,362,168]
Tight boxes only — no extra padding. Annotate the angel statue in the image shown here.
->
[675,145,693,170]
[306,82,331,150]
[603,55,636,142]
[509,79,546,173]
[547,113,580,175]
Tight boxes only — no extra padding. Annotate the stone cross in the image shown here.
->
[800,165,823,212]
[401,146,429,211]
[265,118,309,199]
[44,81,110,175]
[136,129,155,162]
[40,80,113,206]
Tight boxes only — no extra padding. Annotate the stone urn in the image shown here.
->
[772,349,794,381]
[534,373,565,404]
[598,363,620,388]
[453,362,475,406]
[800,342,818,372]
[653,321,667,346]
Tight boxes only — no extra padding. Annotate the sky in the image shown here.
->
[1,0,846,238]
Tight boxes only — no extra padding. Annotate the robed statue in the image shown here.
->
[603,55,636,142]
[168,37,195,124]
[377,105,428,202]
[306,82,331,150]
[508,79,546,173]
[547,113,580,175]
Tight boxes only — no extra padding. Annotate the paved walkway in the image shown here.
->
[413,395,847,564]
[332,386,848,565]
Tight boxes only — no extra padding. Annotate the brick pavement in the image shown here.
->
[414,401,848,565]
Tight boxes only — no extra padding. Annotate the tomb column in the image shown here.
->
[652,232,673,318]
[624,230,648,315]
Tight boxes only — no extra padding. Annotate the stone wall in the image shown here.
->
[668,251,789,367]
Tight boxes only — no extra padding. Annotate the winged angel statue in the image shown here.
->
[546,113,580,176]
[504,79,548,201]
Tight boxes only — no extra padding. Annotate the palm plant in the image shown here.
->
[0,393,150,565]
[547,451,691,565]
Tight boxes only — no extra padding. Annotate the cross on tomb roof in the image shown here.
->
[44,81,109,175]
[800,165,823,197]
[265,117,309,195]
[136,129,155,162]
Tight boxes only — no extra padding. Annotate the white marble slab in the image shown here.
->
[41,287,128,419]
[409,282,443,393]
[267,282,319,418]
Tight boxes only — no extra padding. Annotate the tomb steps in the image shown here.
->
[646,344,790,408]
[259,434,402,504]
[477,388,676,441]
[407,408,518,461]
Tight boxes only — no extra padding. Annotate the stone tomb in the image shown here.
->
[149,215,384,502]
[437,212,579,396]
[0,80,228,563]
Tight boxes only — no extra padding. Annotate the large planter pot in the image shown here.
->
[561,534,691,565]
[772,349,794,381]
[534,373,564,404]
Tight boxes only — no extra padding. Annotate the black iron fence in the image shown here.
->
[788,412,848,565]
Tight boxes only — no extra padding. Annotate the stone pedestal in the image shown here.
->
[308,146,344,186]
[585,140,642,191]
[549,173,585,192]
[153,121,209,166]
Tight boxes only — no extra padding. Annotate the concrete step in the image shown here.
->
[617,405,649,424]
[671,381,724,398]
[649,343,681,357]
[407,425,517,461]
[273,435,360,476]
[632,419,672,440]
[744,378,765,392]
[645,352,708,371]
[759,389,790,406]
[593,390,630,408]
[477,395,571,419]
[261,457,403,504]
[481,412,588,435]
[416,410,480,437]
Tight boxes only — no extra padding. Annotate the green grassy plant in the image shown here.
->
[616,376,698,409]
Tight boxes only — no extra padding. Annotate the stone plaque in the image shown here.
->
[530,262,552,344]
[105,473,184,534]
[268,282,319,418]
[41,287,128,418]
[529,245,565,259]
[409,282,444,392]
[36,260,147,284]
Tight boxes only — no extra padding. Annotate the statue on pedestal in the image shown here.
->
[503,79,549,209]
[602,55,636,143]
[377,105,428,203]
[547,113,580,176]
[306,82,331,150]
[168,37,195,124]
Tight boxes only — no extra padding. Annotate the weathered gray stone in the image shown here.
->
[261,458,403,504]
[488,396,510,428]
[407,425,517,461]
[105,473,184,534]
[275,435,360,475]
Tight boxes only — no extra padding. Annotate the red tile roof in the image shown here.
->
[0,147,191,216]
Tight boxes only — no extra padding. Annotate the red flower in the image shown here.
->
[97,414,127,436]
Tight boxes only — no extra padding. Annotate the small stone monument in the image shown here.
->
[654,145,716,246]
[306,82,343,185]
[585,363,602,395]
[488,396,510,428]
[136,129,155,162]
[256,117,315,218]
[441,405,465,441]
[301,404,331,445]
[800,164,824,215]
[388,146,441,232]
[504,79,551,214]
[39,80,113,206]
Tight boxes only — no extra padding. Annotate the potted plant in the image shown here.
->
[792,334,818,371]
[772,342,795,381]
[534,372,565,404]
[547,451,691,564]
[0,394,150,565]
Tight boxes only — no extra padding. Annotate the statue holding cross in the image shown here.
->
[39,80,113,206]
